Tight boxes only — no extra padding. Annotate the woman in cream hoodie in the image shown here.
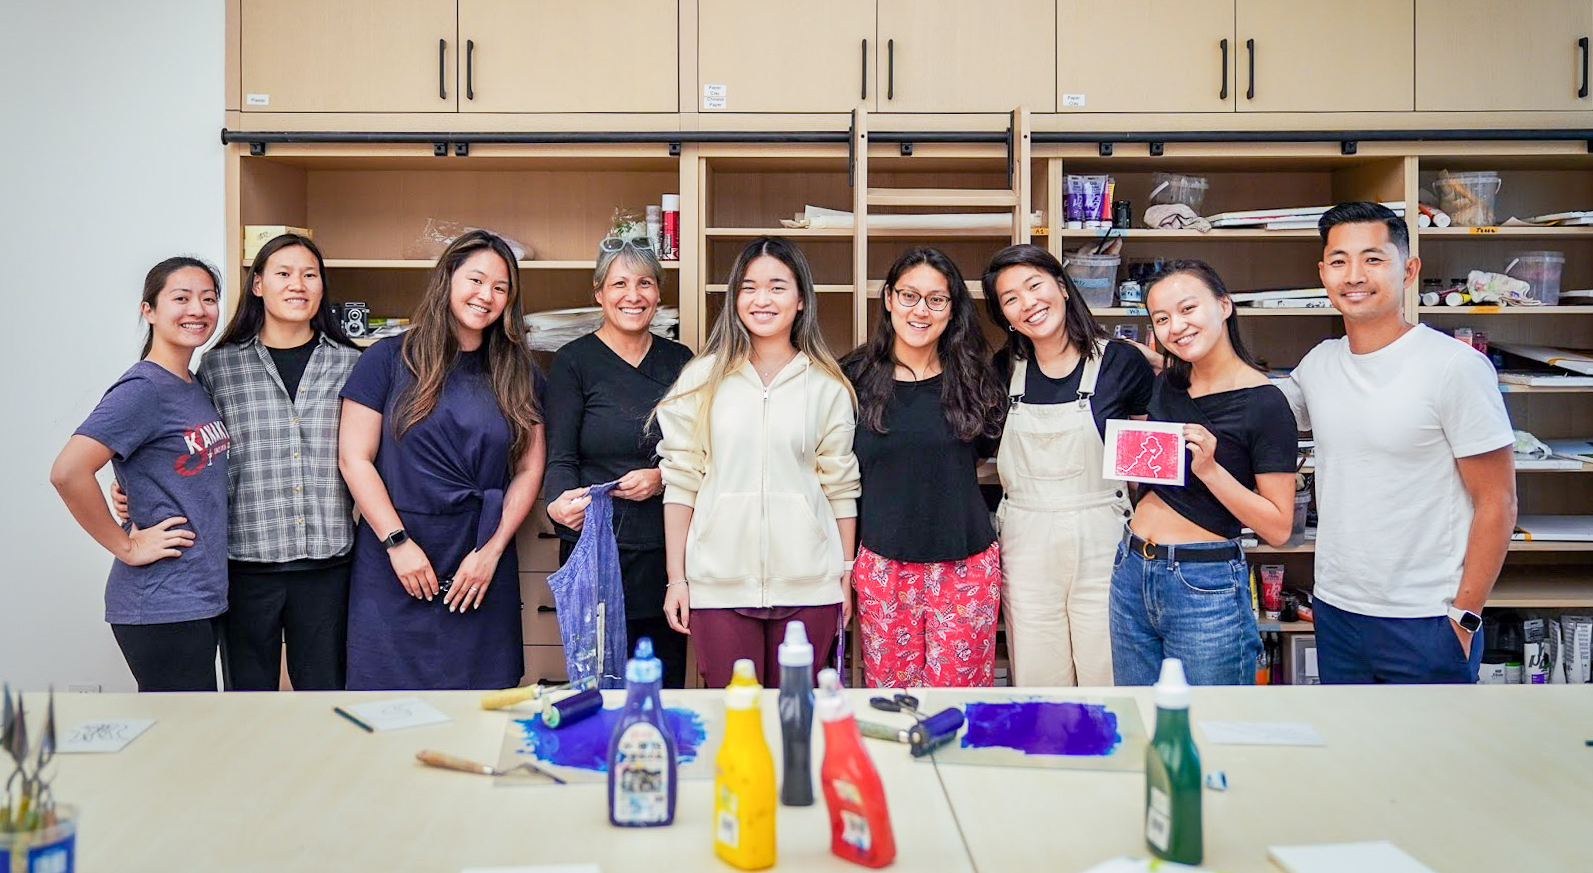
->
[655,237,860,687]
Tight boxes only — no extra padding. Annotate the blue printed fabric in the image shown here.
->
[548,481,628,689]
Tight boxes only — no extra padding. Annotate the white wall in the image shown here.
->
[0,1,224,690]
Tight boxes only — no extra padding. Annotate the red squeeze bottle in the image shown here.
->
[815,668,896,868]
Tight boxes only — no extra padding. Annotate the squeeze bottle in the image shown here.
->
[817,668,896,868]
[607,637,676,827]
[713,658,776,869]
[777,621,816,806]
[1145,657,1202,865]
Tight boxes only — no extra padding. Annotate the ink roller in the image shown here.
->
[907,708,964,758]
[543,688,604,728]
[480,676,594,711]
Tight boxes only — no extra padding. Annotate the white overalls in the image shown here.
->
[996,339,1131,686]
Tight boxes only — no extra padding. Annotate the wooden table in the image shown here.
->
[27,686,1593,872]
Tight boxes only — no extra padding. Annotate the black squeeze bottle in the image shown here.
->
[777,620,815,806]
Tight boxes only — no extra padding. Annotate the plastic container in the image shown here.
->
[1505,251,1565,305]
[608,637,677,828]
[776,621,815,807]
[1148,173,1209,214]
[816,668,897,868]
[1145,659,1202,865]
[1,805,77,873]
[1064,253,1121,308]
[1433,171,1501,226]
[714,659,776,870]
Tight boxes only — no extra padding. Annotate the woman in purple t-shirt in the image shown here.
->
[50,257,232,692]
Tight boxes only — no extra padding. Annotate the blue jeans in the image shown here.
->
[1109,537,1261,686]
[1313,597,1483,684]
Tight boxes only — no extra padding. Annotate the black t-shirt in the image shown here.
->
[266,335,319,402]
[993,339,1154,437]
[1145,377,1299,539]
[846,368,997,563]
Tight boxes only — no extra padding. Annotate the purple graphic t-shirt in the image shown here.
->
[75,361,230,624]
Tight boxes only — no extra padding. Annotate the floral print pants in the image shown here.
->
[852,540,1002,687]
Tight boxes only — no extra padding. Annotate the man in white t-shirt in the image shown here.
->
[1279,202,1516,683]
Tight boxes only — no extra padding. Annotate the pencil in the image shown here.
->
[334,706,375,733]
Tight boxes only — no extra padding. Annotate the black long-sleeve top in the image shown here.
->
[541,331,693,550]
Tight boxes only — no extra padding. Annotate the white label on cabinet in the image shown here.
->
[703,96,728,110]
[246,93,270,106]
[703,84,727,99]
[1062,93,1086,107]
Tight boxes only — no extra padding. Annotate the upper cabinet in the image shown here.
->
[875,0,1055,113]
[698,0,874,113]
[1058,0,1235,113]
[1235,0,1414,112]
[1416,0,1592,111]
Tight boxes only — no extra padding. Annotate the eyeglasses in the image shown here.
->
[892,288,952,312]
[599,236,654,253]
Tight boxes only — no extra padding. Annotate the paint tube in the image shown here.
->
[1081,175,1109,229]
[1524,618,1549,684]
[1101,177,1116,225]
[1259,565,1284,620]
[1065,175,1086,229]
[1549,619,1566,683]
[1564,616,1592,682]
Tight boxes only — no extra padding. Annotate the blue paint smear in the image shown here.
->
[514,707,707,772]
[961,701,1121,757]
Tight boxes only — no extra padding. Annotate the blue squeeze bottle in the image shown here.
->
[608,637,677,827]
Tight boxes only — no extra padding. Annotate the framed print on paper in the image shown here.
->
[1102,419,1186,486]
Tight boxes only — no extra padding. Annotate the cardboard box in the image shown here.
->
[242,225,313,260]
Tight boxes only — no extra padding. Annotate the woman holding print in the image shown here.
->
[338,230,545,690]
[655,237,860,688]
[51,257,231,691]
[543,236,694,687]
[841,247,1006,687]
[1110,261,1297,685]
[984,244,1153,687]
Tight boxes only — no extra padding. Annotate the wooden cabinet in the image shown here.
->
[1416,0,1593,111]
[1236,0,1414,112]
[457,0,677,113]
[1058,0,1234,113]
[240,0,457,113]
[697,0,874,112]
[876,0,1055,112]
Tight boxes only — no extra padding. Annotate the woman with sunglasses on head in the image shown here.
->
[984,244,1153,687]
[654,237,860,688]
[543,235,693,687]
[840,247,1006,688]
[338,230,545,690]
[50,257,231,691]
[1110,261,1297,686]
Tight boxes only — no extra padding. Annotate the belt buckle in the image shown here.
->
[1140,537,1157,560]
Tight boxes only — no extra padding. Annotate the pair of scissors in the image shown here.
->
[868,693,923,719]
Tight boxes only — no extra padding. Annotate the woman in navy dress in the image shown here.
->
[338,230,545,690]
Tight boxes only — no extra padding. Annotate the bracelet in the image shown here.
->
[667,580,688,589]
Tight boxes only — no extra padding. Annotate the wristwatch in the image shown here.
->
[381,528,410,550]
[1447,604,1483,633]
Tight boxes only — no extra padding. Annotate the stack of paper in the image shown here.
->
[523,307,680,352]
[1207,202,1405,229]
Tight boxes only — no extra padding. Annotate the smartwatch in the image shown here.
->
[381,528,410,550]
[1447,604,1483,633]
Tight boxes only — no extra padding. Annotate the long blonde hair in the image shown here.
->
[654,237,854,446]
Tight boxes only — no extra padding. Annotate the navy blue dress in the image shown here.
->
[340,337,524,690]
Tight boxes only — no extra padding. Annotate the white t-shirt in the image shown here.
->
[1278,324,1513,618]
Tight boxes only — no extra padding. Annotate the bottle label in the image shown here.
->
[716,785,739,848]
[1146,786,1172,852]
[613,723,670,824]
[840,810,872,853]
[832,778,863,806]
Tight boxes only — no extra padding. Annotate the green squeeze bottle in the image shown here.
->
[1144,657,1202,865]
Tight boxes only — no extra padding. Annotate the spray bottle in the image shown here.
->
[1145,657,1202,865]
[714,658,776,869]
[777,621,815,806]
[816,668,896,868]
[607,637,676,827]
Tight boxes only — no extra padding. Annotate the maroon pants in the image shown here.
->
[691,605,842,688]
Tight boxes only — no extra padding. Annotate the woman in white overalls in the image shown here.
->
[982,245,1154,686]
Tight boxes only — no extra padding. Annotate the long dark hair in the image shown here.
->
[1143,259,1265,390]
[842,247,1004,441]
[141,256,221,358]
[397,230,542,463]
[981,244,1107,363]
[217,233,356,348]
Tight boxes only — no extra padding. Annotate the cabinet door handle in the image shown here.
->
[438,38,447,100]
[466,39,475,101]
[861,39,868,100]
[1219,38,1228,100]
[887,39,895,100]
[1245,38,1255,100]
[1580,37,1589,99]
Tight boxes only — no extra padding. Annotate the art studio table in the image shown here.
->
[28,685,1593,872]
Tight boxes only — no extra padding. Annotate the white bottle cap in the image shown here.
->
[661,194,680,211]
[777,620,813,667]
[1155,657,1192,710]
[815,667,849,722]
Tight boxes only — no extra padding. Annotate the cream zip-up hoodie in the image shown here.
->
[657,351,860,608]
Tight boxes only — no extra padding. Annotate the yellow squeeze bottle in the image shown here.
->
[713,658,777,870]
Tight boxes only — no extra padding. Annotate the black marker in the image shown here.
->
[334,706,375,733]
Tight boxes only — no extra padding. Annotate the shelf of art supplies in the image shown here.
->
[1487,567,1593,609]
[1256,620,1315,634]
[1418,305,1593,315]
[1059,229,1320,241]
[242,259,683,271]
[1420,227,1593,239]
[1249,541,1593,554]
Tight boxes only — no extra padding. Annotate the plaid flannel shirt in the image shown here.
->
[198,335,362,562]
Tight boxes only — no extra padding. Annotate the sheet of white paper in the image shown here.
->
[1199,721,1325,746]
[1269,841,1436,873]
[344,697,450,731]
[57,718,156,753]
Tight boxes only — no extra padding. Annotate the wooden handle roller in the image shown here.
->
[480,685,541,711]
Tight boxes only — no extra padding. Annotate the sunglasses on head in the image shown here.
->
[600,236,654,253]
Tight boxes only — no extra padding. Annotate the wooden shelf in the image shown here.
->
[1496,383,1593,394]
[1092,306,1340,317]
[706,227,852,239]
[1419,305,1593,315]
[866,280,984,299]
[1420,226,1593,239]
[706,225,1014,239]
[1256,620,1316,634]
[250,259,682,271]
[1250,541,1593,554]
[1487,568,1593,608]
[1249,542,1316,554]
[1059,229,1319,241]
[866,188,1018,208]
[1516,463,1593,473]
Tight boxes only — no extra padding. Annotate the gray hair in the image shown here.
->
[593,243,663,291]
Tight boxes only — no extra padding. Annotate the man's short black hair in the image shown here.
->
[1318,201,1409,257]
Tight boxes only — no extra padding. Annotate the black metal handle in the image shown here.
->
[1580,37,1589,99]
[861,39,868,100]
[438,38,447,100]
[1219,38,1229,100]
[887,39,894,100]
[466,39,475,101]
[1245,38,1255,100]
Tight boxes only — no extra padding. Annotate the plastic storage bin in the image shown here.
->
[1148,173,1209,214]
[1505,251,1565,305]
[1064,253,1121,308]
[1433,171,1501,226]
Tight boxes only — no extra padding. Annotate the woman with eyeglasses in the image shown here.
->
[840,247,1007,687]
[653,236,860,688]
[543,236,693,686]
[984,244,1154,687]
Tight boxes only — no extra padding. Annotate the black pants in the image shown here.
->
[111,617,223,692]
[559,540,689,689]
[223,562,351,691]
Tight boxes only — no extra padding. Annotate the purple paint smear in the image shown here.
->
[961,701,1121,756]
[514,707,706,772]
